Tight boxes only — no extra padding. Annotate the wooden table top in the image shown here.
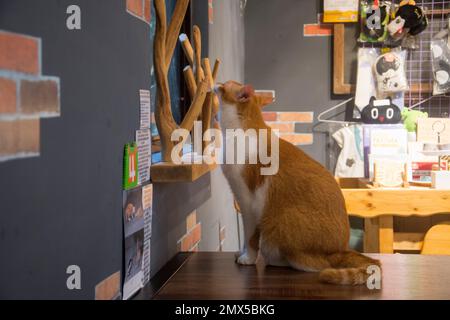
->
[152,252,450,300]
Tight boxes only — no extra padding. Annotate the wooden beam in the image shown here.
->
[342,188,450,218]
[379,216,394,253]
[364,218,380,253]
[333,24,356,94]
[393,232,424,251]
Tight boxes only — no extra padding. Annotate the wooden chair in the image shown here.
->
[421,222,450,255]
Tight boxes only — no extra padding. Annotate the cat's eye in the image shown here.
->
[371,108,379,119]
[386,108,394,119]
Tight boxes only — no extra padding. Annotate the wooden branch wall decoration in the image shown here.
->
[154,0,220,163]
[154,0,221,163]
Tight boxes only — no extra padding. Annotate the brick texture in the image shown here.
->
[0,119,40,156]
[263,111,314,145]
[20,79,59,115]
[95,271,121,300]
[179,223,202,252]
[126,0,151,24]
[0,77,16,114]
[262,112,277,122]
[267,122,294,133]
[208,0,214,24]
[280,133,313,145]
[0,29,61,162]
[303,24,333,37]
[278,112,313,123]
[0,31,39,75]
[144,0,151,23]
[127,0,143,17]
[186,210,197,232]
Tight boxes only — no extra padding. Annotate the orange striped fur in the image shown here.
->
[217,81,381,285]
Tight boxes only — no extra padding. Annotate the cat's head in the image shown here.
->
[215,80,272,110]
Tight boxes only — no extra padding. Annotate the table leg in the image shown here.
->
[379,215,394,253]
[364,217,380,253]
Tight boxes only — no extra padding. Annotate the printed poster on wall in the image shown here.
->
[142,184,153,285]
[122,183,153,300]
[139,89,151,129]
[122,187,144,300]
[323,0,358,23]
[123,143,139,190]
[136,129,151,185]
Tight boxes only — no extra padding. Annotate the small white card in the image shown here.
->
[139,90,151,129]
[136,129,151,185]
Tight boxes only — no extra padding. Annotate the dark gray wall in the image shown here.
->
[0,0,213,299]
[245,0,348,167]
[0,0,145,299]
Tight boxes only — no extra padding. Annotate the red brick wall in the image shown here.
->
[126,0,152,24]
[263,111,314,145]
[0,30,60,162]
[303,14,333,37]
[178,210,202,252]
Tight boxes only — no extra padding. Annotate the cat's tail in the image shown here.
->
[319,251,381,285]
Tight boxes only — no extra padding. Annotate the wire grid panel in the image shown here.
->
[405,0,450,116]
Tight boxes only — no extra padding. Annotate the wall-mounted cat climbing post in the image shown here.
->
[180,30,221,132]
[152,0,220,182]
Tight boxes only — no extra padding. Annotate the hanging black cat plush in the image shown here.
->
[395,4,428,36]
[361,97,402,124]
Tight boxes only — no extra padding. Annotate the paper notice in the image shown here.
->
[136,129,151,185]
[139,90,151,129]
[142,184,153,286]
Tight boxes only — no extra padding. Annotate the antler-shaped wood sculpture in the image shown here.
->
[154,0,221,163]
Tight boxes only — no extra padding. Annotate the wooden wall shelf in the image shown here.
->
[151,162,217,183]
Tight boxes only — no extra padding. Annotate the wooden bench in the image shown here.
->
[339,178,450,253]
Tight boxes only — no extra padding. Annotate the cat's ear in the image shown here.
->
[255,91,275,109]
[237,84,255,103]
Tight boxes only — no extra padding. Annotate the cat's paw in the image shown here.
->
[236,252,257,265]
[234,251,244,259]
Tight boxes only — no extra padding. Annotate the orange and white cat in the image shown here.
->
[216,80,381,285]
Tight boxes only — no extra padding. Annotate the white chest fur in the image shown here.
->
[220,103,268,217]
[222,164,269,221]
[219,103,241,131]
